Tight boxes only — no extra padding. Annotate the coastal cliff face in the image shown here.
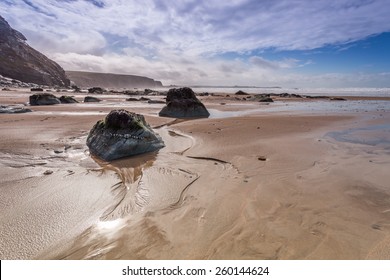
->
[66,71,163,89]
[0,16,70,87]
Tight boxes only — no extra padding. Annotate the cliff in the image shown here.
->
[66,71,163,89]
[0,15,70,87]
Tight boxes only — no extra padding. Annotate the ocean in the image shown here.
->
[157,87,390,97]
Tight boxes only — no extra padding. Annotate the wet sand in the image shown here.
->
[0,89,389,259]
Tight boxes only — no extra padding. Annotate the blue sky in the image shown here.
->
[1,0,390,87]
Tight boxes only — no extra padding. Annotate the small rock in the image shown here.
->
[88,87,105,94]
[84,96,102,102]
[371,224,381,230]
[59,95,78,103]
[148,99,165,104]
[235,90,249,95]
[30,88,44,92]
[43,170,53,175]
[259,97,274,102]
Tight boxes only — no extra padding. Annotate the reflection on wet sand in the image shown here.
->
[92,152,158,219]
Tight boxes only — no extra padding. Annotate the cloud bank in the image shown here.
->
[1,0,390,87]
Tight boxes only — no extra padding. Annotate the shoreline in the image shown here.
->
[0,89,389,259]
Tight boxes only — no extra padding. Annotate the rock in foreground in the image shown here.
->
[29,93,60,105]
[159,87,209,118]
[87,109,165,161]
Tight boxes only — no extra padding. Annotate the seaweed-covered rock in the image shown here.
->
[86,109,165,161]
[159,87,209,118]
[29,93,60,105]
[59,95,79,103]
[84,96,101,102]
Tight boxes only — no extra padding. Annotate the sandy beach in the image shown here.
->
[0,89,389,260]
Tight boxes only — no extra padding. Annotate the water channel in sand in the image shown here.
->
[49,122,243,259]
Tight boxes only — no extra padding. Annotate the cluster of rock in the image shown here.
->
[0,75,40,88]
[27,93,108,105]
[232,91,347,101]
[88,87,105,94]
[159,87,210,118]
[0,105,32,114]
[86,109,165,161]
[234,91,274,102]
[29,93,80,105]
[121,88,165,96]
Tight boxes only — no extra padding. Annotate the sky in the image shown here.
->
[1,0,390,87]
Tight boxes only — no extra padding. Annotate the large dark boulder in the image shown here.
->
[0,16,70,86]
[86,109,165,161]
[29,93,60,105]
[159,87,209,118]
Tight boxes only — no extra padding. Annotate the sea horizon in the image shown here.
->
[156,86,390,97]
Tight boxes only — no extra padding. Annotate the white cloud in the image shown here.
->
[1,0,390,87]
[249,56,279,69]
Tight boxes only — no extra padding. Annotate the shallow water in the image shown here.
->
[261,100,389,113]
[326,124,390,147]
[206,100,389,119]
[185,87,390,97]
